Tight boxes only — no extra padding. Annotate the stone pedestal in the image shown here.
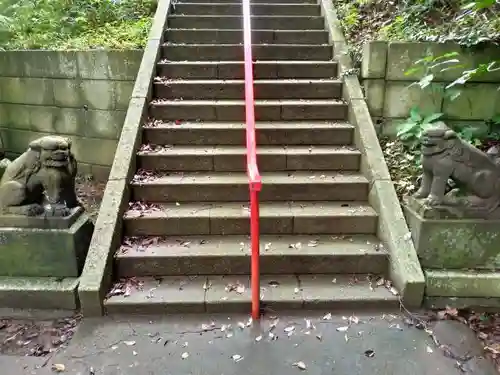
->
[0,207,94,278]
[403,196,500,270]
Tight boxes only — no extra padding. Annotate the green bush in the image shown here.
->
[0,0,157,50]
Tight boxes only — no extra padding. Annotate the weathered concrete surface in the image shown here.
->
[0,312,494,375]
[321,0,425,308]
[403,200,500,269]
[0,50,142,178]
[0,277,78,310]
[77,0,172,316]
[0,213,94,278]
[425,270,500,298]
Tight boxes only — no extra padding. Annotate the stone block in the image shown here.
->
[0,77,54,106]
[362,41,388,79]
[81,80,116,110]
[52,107,81,135]
[425,269,500,298]
[83,110,125,140]
[20,51,79,78]
[383,82,444,118]
[53,79,83,108]
[77,51,111,80]
[107,50,143,80]
[1,103,31,130]
[0,277,79,310]
[114,81,134,109]
[0,210,94,278]
[386,42,500,82]
[70,136,118,166]
[403,197,500,269]
[442,83,500,120]
[363,79,386,117]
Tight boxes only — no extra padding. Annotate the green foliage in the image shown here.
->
[396,107,444,151]
[0,0,156,50]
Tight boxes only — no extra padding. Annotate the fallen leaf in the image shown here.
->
[236,284,246,294]
[124,340,136,346]
[316,334,322,341]
[52,364,66,372]
[181,352,189,359]
[364,349,375,358]
[293,361,307,370]
[237,322,245,329]
[264,242,272,251]
[232,354,243,362]
[426,346,433,353]
[336,326,349,332]
[255,335,262,342]
[307,240,318,247]
[294,287,300,294]
[323,313,332,320]
[284,325,295,333]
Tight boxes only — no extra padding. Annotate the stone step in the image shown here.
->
[142,121,353,146]
[115,235,386,277]
[157,60,338,79]
[153,79,342,100]
[149,99,347,121]
[123,201,378,236]
[165,28,329,44]
[177,0,318,3]
[167,15,325,29]
[131,171,368,202]
[136,145,360,172]
[173,3,321,16]
[162,43,332,61]
[104,274,398,314]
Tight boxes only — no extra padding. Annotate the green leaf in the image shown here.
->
[422,112,444,124]
[409,107,422,122]
[396,121,418,137]
[418,74,434,89]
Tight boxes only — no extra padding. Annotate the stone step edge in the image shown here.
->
[117,234,384,258]
[115,235,387,276]
[0,277,79,311]
[103,274,399,314]
[168,14,325,19]
[153,78,342,84]
[130,171,367,185]
[165,28,326,32]
[157,60,338,65]
[150,99,345,105]
[143,121,353,129]
[136,145,360,155]
[173,2,321,6]
[124,201,377,219]
[163,42,331,47]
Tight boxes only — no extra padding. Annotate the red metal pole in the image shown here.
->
[250,187,260,320]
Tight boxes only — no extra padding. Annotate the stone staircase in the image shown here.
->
[103,0,401,314]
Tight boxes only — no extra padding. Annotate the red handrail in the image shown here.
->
[242,0,262,320]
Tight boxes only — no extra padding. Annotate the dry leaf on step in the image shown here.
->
[51,364,66,372]
[293,361,307,370]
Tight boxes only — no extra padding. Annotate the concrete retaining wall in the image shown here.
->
[361,41,500,136]
[0,50,143,180]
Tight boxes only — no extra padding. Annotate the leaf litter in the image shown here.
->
[0,313,81,357]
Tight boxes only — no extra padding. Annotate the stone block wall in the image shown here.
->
[0,50,142,180]
[362,41,500,136]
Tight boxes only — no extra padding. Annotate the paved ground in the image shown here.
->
[0,311,496,375]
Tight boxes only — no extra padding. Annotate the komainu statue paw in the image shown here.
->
[425,195,443,206]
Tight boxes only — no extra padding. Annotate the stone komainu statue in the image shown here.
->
[0,136,80,216]
[414,121,500,214]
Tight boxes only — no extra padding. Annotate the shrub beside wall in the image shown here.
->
[362,41,500,136]
[0,50,142,180]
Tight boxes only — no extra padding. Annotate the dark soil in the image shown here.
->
[0,314,81,357]
[75,176,106,223]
